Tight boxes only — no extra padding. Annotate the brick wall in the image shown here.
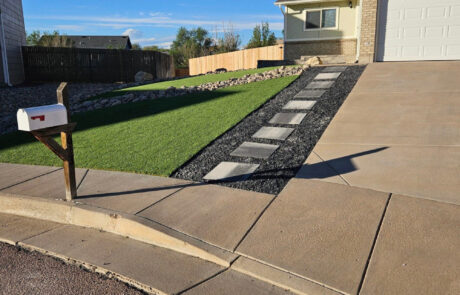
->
[284,39,357,63]
[359,0,378,63]
[0,0,26,85]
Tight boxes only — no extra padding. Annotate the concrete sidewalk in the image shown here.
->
[0,62,459,295]
[0,162,458,294]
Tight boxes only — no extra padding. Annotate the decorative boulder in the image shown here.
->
[135,71,154,83]
[305,56,323,66]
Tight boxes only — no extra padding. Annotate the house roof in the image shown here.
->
[65,36,132,49]
[275,0,341,5]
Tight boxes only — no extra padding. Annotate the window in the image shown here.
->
[322,9,337,28]
[305,8,338,30]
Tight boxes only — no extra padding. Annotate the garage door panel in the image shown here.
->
[447,45,460,56]
[425,27,444,39]
[448,26,460,38]
[401,46,420,58]
[404,8,422,20]
[426,7,447,18]
[423,46,443,57]
[377,0,460,61]
[403,27,421,39]
[451,6,460,17]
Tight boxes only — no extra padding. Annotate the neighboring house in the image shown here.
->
[275,0,460,63]
[65,36,132,50]
[0,0,26,86]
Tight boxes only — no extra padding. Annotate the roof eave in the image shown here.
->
[275,0,341,6]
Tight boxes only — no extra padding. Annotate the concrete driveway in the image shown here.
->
[238,62,459,294]
[298,61,460,205]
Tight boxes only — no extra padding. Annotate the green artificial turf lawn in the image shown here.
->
[89,66,284,100]
[0,76,298,176]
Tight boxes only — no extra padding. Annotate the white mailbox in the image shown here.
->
[17,104,68,131]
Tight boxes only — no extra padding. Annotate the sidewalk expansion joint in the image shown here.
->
[76,169,89,190]
[357,193,393,295]
[0,167,63,191]
[233,194,279,252]
[313,151,351,186]
[19,225,65,245]
[177,255,250,295]
[134,186,187,216]
[177,268,230,295]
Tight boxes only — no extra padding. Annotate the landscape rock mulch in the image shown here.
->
[0,67,302,135]
[172,65,366,195]
[0,82,128,135]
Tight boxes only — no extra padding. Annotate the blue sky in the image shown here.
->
[23,0,284,48]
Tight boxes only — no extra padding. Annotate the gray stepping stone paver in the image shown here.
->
[269,113,307,125]
[252,126,295,141]
[305,81,335,89]
[294,90,326,99]
[315,72,341,80]
[203,162,259,181]
[230,142,279,159]
[322,66,347,72]
[283,101,316,110]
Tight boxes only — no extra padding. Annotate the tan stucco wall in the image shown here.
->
[285,0,359,41]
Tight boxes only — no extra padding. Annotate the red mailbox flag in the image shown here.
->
[31,115,45,121]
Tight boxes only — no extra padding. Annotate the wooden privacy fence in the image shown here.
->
[22,47,175,83]
[189,45,284,76]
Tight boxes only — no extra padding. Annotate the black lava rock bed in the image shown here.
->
[172,65,366,195]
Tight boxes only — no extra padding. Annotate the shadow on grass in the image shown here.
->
[0,89,240,151]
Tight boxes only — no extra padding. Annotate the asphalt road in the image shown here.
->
[0,242,145,295]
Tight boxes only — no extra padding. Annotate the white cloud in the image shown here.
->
[54,24,86,31]
[132,37,156,43]
[122,28,143,39]
[157,41,172,48]
[121,28,160,44]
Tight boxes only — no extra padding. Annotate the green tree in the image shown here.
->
[214,24,241,54]
[170,27,213,68]
[246,22,277,49]
[143,45,170,54]
[26,30,41,46]
[26,30,74,48]
[131,43,142,50]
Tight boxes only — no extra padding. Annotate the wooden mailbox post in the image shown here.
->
[21,83,77,201]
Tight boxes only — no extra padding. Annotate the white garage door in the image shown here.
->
[376,0,460,61]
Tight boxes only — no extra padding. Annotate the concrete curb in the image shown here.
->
[232,256,344,295]
[0,192,237,267]
[14,241,165,295]
[0,192,343,295]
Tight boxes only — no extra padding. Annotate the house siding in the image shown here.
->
[285,1,358,41]
[282,0,360,62]
[279,0,381,64]
[0,0,26,85]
